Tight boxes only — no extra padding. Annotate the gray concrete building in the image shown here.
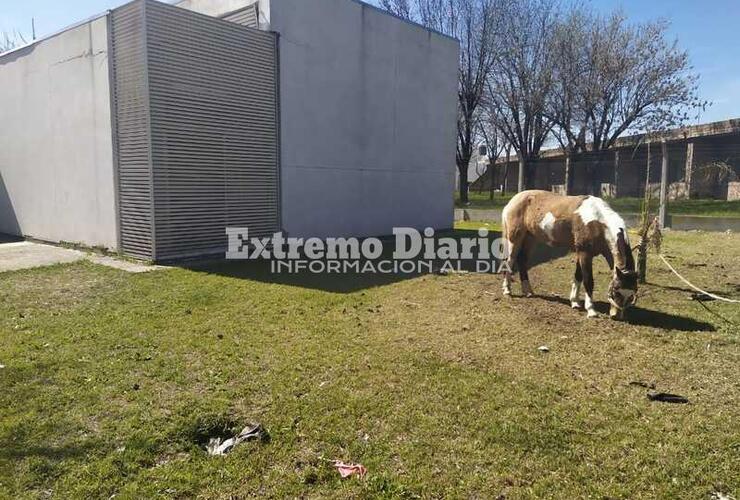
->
[0,0,458,261]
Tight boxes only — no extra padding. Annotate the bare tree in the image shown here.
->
[379,0,412,18]
[548,9,706,193]
[1,31,27,53]
[486,0,557,191]
[379,0,502,204]
[478,111,507,199]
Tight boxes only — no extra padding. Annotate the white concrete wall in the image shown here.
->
[272,0,459,238]
[0,16,118,249]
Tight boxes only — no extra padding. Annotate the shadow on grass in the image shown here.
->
[624,307,716,332]
[536,295,716,332]
[182,229,492,294]
[185,258,415,293]
[183,230,569,294]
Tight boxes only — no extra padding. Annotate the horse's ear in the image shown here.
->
[616,229,628,256]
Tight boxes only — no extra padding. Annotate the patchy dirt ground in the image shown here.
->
[0,230,738,498]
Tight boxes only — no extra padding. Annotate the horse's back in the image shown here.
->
[503,191,586,230]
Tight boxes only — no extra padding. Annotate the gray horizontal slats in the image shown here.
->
[110,0,279,261]
[111,0,155,260]
[144,0,279,260]
[220,5,259,29]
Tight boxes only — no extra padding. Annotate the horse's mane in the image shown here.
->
[576,196,629,247]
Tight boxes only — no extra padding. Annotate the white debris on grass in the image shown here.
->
[206,423,263,456]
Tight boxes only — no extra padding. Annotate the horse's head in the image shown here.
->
[608,229,638,320]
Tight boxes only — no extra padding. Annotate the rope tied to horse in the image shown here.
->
[658,254,740,304]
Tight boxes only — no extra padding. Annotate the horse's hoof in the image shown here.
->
[609,306,624,320]
[571,301,581,309]
[586,309,598,318]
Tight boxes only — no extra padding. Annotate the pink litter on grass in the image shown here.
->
[333,461,367,479]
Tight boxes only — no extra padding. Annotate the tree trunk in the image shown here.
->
[564,154,572,195]
[458,162,469,204]
[517,157,526,192]
[488,161,495,200]
[638,238,648,284]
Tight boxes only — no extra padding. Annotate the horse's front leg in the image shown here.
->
[502,237,521,296]
[502,254,515,296]
[579,252,597,318]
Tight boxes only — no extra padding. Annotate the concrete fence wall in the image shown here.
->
[475,133,740,199]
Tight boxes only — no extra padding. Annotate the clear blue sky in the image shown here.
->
[2,0,738,124]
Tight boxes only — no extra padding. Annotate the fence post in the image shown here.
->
[644,142,651,198]
[517,157,525,192]
[685,141,694,199]
[658,140,669,229]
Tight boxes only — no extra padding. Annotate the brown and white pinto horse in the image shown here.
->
[501,190,638,319]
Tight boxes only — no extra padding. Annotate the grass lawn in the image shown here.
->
[457,191,740,217]
[453,220,502,232]
[1,231,739,498]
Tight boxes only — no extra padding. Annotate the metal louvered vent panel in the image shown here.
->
[110,0,155,260]
[221,4,259,28]
[145,0,279,260]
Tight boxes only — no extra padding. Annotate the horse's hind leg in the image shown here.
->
[578,252,598,318]
[570,260,583,309]
[518,239,534,297]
